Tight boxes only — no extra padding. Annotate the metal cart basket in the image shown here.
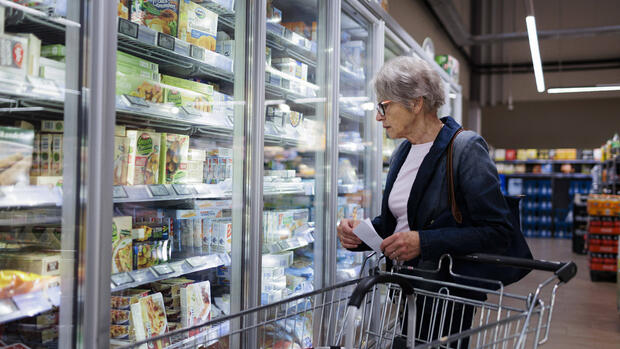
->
[123,253,576,349]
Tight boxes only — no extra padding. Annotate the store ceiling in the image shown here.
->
[426,0,620,75]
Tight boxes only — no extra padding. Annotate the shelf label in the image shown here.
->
[190,44,205,61]
[124,185,150,201]
[132,269,154,284]
[111,272,134,286]
[118,18,139,38]
[148,184,169,197]
[157,32,176,51]
[152,264,174,276]
[124,95,149,107]
[113,186,128,199]
[172,184,193,196]
[194,184,211,196]
[182,106,202,117]
[186,255,210,268]
[0,299,17,316]
[170,261,187,273]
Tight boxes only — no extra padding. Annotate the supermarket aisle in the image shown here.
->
[505,238,620,348]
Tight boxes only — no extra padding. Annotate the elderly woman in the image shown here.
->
[337,56,521,346]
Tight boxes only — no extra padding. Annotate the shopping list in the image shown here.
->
[352,218,384,256]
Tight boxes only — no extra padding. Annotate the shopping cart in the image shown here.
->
[123,253,576,349]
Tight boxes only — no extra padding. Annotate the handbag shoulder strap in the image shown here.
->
[448,128,464,224]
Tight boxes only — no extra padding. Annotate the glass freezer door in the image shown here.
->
[262,0,323,306]
[336,3,376,281]
[110,0,245,347]
[0,1,86,347]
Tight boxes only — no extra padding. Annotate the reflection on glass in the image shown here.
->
[336,9,372,281]
[262,0,322,309]
[111,0,239,346]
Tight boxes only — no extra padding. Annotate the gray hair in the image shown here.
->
[373,56,445,112]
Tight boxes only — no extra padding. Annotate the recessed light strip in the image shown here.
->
[526,16,545,92]
[547,86,620,94]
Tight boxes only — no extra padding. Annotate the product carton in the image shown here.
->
[0,34,28,80]
[0,252,60,276]
[112,216,133,274]
[132,130,161,185]
[118,0,130,19]
[117,62,160,81]
[117,51,159,72]
[179,0,218,51]
[38,133,53,176]
[31,134,40,176]
[115,124,127,137]
[16,33,41,76]
[272,57,308,81]
[161,75,214,113]
[41,120,64,133]
[41,44,66,58]
[180,280,211,336]
[131,0,180,37]
[114,136,130,186]
[126,130,138,185]
[160,133,190,184]
[130,293,170,349]
[51,134,63,176]
[0,127,34,186]
[116,73,163,103]
[186,148,205,184]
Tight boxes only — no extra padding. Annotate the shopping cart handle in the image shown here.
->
[455,254,577,283]
[347,274,415,308]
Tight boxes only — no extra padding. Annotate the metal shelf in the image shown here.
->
[262,226,315,254]
[113,184,231,204]
[0,209,62,226]
[111,253,230,293]
[339,65,366,87]
[0,285,60,324]
[495,160,598,165]
[266,23,317,68]
[4,6,66,44]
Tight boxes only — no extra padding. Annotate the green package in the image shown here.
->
[41,44,66,58]
[117,62,160,81]
[161,75,213,113]
[117,51,159,73]
[116,73,163,103]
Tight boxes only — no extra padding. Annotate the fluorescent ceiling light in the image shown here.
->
[526,16,545,92]
[448,93,457,99]
[547,85,620,94]
[360,102,375,111]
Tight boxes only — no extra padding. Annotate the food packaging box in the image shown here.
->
[216,39,234,59]
[115,124,127,137]
[39,57,65,70]
[435,54,460,82]
[161,75,214,113]
[150,278,194,298]
[39,65,65,82]
[516,149,527,161]
[126,130,138,185]
[0,34,28,80]
[160,133,190,184]
[493,148,505,161]
[41,44,66,58]
[30,176,62,186]
[112,216,133,274]
[179,0,218,51]
[133,240,158,269]
[180,280,211,336]
[51,134,63,176]
[272,58,308,81]
[117,51,159,73]
[111,309,131,325]
[163,295,181,309]
[41,120,64,133]
[131,293,170,348]
[110,324,130,339]
[132,130,161,185]
[31,134,40,176]
[116,74,163,103]
[0,127,34,186]
[114,136,130,185]
[505,149,516,161]
[186,148,205,184]
[169,210,200,257]
[117,62,160,81]
[16,34,41,77]
[111,288,150,309]
[118,0,130,19]
[15,324,58,344]
[131,0,180,37]
[0,252,60,276]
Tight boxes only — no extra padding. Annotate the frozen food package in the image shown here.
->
[0,127,34,186]
[112,216,133,274]
[41,120,64,133]
[31,134,40,176]
[161,75,214,113]
[118,0,130,19]
[114,136,129,186]
[131,292,170,349]
[51,134,63,176]
[179,0,218,51]
[41,44,66,59]
[110,309,130,325]
[116,74,163,103]
[0,34,28,80]
[131,0,180,37]
[111,288,150,309]
[126,130,138,185]
[117,51,159,73]
[132,131,161,185]
[15,33,41,77]
[180,280,211,336]
[160,133,190,184]
[110,324,130,339]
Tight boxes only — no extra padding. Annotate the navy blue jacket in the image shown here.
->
[353,117,514,277]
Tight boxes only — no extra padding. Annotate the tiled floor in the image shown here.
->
[504,238,620,348]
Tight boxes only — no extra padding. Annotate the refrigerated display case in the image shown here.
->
[109,0,245,347]
[0,0,105,347]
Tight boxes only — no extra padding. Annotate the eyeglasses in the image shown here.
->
[376,100,392,116]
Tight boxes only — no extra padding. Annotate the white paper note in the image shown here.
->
[353,218,384,256]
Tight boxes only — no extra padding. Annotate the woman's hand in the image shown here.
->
[337,219,362,249]
[380,231,421,262]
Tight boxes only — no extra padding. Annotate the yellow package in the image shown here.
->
[114,136,129,186]
[178,0,218,51]
[132,131,160,185]
[160,133,190,184]
[126,130,138,186]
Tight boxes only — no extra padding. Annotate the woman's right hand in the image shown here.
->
[337,219,362,249]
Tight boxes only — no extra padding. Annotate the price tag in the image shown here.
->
[111,272,134,286]
[124,95,149,107]
[172,184,193,195]
[194,184,211,196]
[190,45,205,61]
[118,18,139,38]
[148,184,169,197]
[132,269,154,284]
[186,255,209,268]
[0,298,17,316]
[124,185,150,201]
[170,261,187,273]
[182,106,202,117]
[152,264,174,276]
[157,32,176,51]
[113,186,128,199]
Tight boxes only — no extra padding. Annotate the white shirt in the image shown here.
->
[388,142,434,234]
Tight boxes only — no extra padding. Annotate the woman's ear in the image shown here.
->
[411,97,424,115]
